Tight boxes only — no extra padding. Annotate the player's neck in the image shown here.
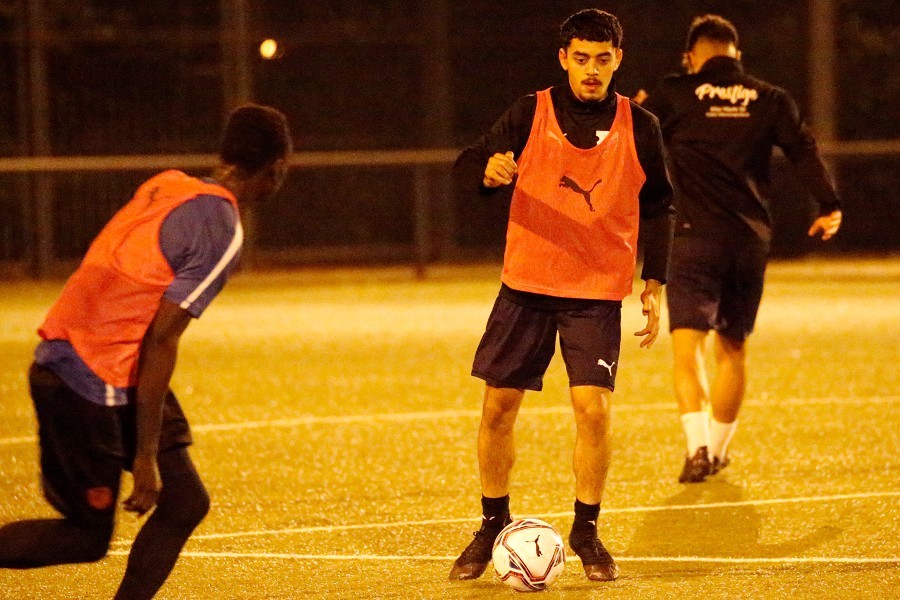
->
[209,165,246,200]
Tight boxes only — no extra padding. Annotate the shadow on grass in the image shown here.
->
[622,478,841,578]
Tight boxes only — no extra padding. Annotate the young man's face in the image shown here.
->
[244,158,289,205]
[559,38,623,103]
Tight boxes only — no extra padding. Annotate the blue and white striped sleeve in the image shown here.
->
[159,194,243,318]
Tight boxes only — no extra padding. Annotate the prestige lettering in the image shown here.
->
[694,83,759,106]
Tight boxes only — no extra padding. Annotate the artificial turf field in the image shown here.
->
[0,258,897,599]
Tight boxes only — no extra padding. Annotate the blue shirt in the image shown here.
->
[35,194,240,406]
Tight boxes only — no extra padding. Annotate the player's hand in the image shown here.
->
[124,454,162,516]
[483,151,517,187]
[634,279,663,349]
[807,210,842,241]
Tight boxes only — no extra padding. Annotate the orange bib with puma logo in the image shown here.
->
[501,89,646,300]
[39,170,238,388]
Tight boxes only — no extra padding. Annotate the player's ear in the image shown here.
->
[735,49,742,62]
[614,48,623,70]
[681,53,692,73]
[269,158,288,191]
[558,47,568,70]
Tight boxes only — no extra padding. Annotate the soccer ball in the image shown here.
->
[492,518,566,592]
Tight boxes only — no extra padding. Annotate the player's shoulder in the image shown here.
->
[497,91,540,127]
[184,193,238,224]
[134,169,188,196]
[645,72,696,108]
[738,70,785,95]
[509,91,540,111]
[627,98,662,128]
[734,71,798,114]
[148,169,196,189]
[149,169,188,181]
[655,71,695,91]
[163,194,237,237]
[159,194,239,273]
[659,71,687,85]
[139,170,234,207]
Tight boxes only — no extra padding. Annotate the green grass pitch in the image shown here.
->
[0,259,897,598]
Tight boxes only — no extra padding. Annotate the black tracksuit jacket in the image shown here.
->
[643,56,841,243]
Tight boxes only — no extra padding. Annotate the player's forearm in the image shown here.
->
[639,210,675,284]
[132,299,192,459]
[453,97,535,199]
[453,148,498,197]
[776,99,842,214]
[133,336,179,459]
[791,151,842,214]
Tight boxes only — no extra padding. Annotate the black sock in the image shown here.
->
[571,499,600,540]
[480,495,510,529]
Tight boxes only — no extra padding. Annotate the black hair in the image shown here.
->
[685,14,739,52]
[219,104,292,174]
[560,9,623,49]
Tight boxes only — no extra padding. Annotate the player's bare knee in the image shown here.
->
[715,336,747,364]
[481,408,517,434]
[573,402,610,432]
[571,388,611,420]
[482,389,522,429]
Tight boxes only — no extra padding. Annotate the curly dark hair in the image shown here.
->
[685,14,739,52]
[219,104,292,174]
[559,9,623,49]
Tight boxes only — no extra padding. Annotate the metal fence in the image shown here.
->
[1,140,899,279]
[0,149,459,278]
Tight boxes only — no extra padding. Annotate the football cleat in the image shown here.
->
[678,446,712,483]
[710,455,731,475]
[449,515,512,580]
[569,534,619,581]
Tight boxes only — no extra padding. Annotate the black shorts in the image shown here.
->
[666,236,768,342]
[472,296,622,391]
[28,363,192,526]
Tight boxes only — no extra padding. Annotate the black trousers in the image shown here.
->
[0,364,210,600]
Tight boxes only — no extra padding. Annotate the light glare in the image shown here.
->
[259,39,279,59]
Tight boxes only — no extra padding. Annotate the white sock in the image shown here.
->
[709,417,738,461]
[680,411,709,455]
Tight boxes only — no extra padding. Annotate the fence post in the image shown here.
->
[808,0,837,145]
[420,0,456,260]
[220,0,253,110]
[26,0,54,279]
[220,0,260,269]
[413,166,431,279]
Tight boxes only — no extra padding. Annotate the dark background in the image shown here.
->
[0,0,898,269]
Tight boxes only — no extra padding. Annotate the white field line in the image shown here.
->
[109,490,900,546]
[2,395,898,447]
[103,550,899,565]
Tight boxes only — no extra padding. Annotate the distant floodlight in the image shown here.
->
[259,39,279,59]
